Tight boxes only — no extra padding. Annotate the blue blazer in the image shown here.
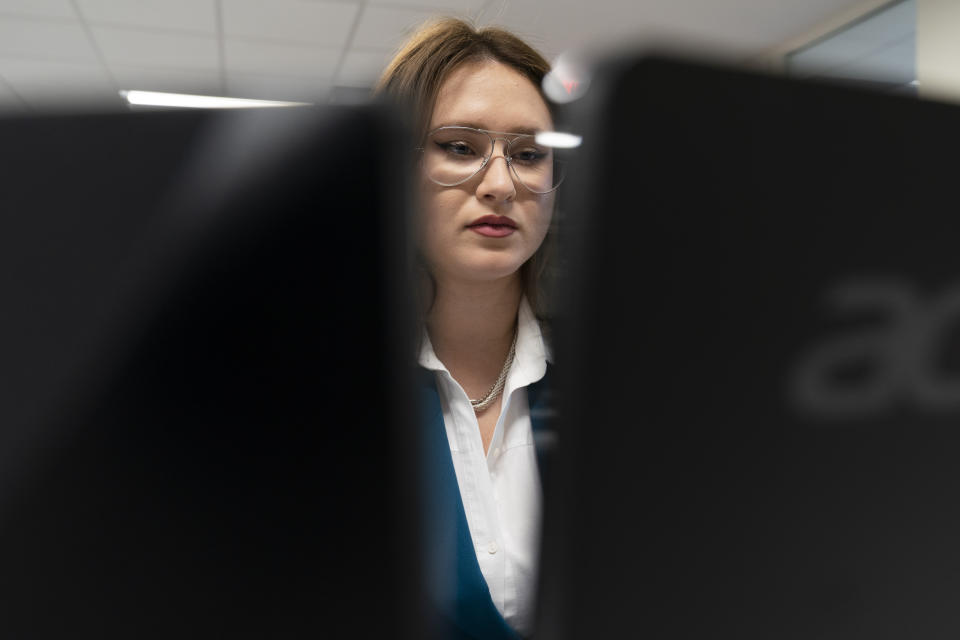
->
[418,367,554,640]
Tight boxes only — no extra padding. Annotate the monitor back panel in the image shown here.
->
[539,57,960,639]
[0,107,420,639]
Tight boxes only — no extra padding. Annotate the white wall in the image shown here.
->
[916,0,960,100]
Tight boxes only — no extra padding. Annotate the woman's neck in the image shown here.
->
[426,274,522,382]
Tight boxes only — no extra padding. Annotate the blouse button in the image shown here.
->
[487,541,499,554]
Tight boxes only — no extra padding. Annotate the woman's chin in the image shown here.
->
[443,259,525,286]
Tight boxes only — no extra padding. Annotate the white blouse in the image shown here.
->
[418,298,550,637]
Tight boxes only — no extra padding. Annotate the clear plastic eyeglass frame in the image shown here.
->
[419,125,564,194]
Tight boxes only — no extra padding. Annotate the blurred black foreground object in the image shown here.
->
[538,55,960,639]
[0,106,421,638]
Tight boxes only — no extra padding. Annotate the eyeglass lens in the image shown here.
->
[423,127,565,194]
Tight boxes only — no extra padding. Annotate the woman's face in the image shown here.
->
[419,60,555,288]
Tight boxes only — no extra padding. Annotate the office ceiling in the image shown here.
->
[0,0,873,113]
[788,0,914,86]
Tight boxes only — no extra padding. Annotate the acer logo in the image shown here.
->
[789,280,960,416]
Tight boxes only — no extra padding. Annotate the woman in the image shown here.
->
[377,17,561,640]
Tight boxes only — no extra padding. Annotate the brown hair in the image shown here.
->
[375,17,556,318]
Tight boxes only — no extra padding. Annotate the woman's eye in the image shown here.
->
[439,141,475,156]
[511,148,547,164]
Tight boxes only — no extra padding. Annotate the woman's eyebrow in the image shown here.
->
[434,121,544,135]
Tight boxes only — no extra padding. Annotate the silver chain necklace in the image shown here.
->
[470,329,518,414]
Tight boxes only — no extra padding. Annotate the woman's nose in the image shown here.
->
[477,140,517,203]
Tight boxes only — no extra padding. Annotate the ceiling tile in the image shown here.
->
[0,76,27,112]
[352,6,439,49]
[111,65,222,94]
[0,102,28,115]
[15,82,122,111]
[224,38,339,79]
[337,48,392,88]
[0,0,75,20]
[226,71,327,102]
[222,0,359,46]
[0,18,98,62]
[93,26,219,70]
[368,0,486,13]
[76,0,217,34]
[0,76,15,97]
[0,58,117,110]
[328,84,372,104]
[0,57,113,88]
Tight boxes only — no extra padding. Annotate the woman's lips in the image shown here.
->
[468,215,516,237]
[469,224,516,237]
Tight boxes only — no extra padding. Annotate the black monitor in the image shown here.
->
[538,55,960,638]
[0,106,421,638]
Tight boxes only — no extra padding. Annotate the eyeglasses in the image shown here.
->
[420,126,567,194]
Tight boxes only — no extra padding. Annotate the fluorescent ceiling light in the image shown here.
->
[120,90,310,109]
[535,131,583,149]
